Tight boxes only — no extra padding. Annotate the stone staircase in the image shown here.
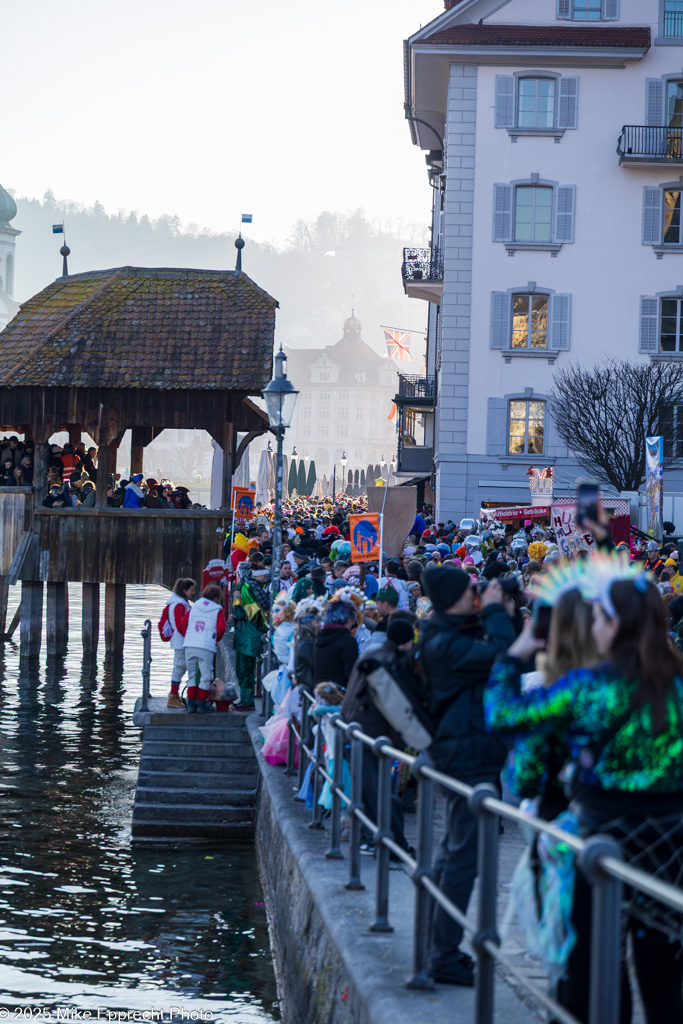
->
[132,703,259,844]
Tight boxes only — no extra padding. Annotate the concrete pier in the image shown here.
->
[46,581,69,656]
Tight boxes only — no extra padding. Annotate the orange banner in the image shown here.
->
[232,487,255,520]
[349,513,380,564]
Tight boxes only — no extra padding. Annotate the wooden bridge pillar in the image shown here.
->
[20,581,43,657]
[131,427,154,478]
[104,583,126,657]
[0,576,9,637]
[82,583,100,656]
[46,582,69,656]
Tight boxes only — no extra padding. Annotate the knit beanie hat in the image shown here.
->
[422,566,471,612]
[386,618,415,646]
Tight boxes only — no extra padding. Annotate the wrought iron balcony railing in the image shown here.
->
[618,125,683,162]
[402,247,443,283]
[396,374,435,400]
[664,10,683,38]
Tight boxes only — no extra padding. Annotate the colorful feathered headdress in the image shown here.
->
[579,550,651,618]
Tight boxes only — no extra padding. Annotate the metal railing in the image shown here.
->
[140,619,152,712]
[402,247,443,284]
[279,694,683,1024]
[618,125,683,161]
[397,374,435,401]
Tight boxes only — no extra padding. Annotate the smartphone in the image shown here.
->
[576,478,600,527]
[532,602,552,642]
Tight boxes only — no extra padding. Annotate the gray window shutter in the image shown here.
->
[493,184,513,241]
[547,410,569,459]
[642,187,663,245]
[646,79,664,127]
[486,398,508,457]
[554,185,576,243]
[556,0,571,17]
[604,0,619,19]
[495,76,515,129]
[549,293,571,350]
[491,292,511,349]
[558,77,578,130]
[640,297,659,353]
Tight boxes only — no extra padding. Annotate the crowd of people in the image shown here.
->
[194,499,683,1022]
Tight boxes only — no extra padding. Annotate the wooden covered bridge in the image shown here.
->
[0,263,276,657]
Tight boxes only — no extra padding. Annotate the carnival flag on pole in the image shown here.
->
[349,513,380,564]
[52,224,64,234]
[232,486,255,520]
[383,328,413,362]
[241,213,253,224]
[645,436,664,541]
[387,402,397,423]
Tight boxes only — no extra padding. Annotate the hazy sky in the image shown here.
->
[5,0,440,244]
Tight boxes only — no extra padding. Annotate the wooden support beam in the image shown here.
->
[96,440,110,509]
[19,581,43,657]
[220,402,235,512]
[104,583,126,657]
[131,426,154,477]
[4,605,21,640]
[0,576,8,636]
[46,582,69,656]
[68,426,81,448]
[82,583,100,656]
[33,442,48,509]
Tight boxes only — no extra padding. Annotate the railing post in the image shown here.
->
[407,769,435,990]
[308,713,324,830]
[578,835,624,1024]
[469,784,500,1024]
[283,715,297,776]
[345,725,365,891]
[297,699,311,791]
[140,619,152,712]
[369,736,393,933]
[325,716,344,860]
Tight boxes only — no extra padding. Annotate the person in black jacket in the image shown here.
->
[313,595,360,691]
[342,615,418,854]
[419,567,517,987]
[293,598,322,696]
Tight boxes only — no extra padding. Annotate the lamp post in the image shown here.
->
[341,450,348,497]
[380,453,387,480]
[262,346,299,680]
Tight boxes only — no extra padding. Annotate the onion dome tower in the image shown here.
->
[0,182,20,299]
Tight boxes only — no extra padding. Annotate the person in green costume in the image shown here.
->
[232,563,270,709]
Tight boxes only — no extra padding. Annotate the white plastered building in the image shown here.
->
[403,0,683,520]
[0,183,19,332]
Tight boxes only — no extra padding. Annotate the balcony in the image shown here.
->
[396,445,433,476]
[395,374,435,406]
[618,126,683,166]
[402,247,443,304]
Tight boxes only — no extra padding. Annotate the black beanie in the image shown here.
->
[386,618,415,646]
[423,566,471,612]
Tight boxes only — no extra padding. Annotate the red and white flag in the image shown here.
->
[387,402,397,423]
[383,328,413,362]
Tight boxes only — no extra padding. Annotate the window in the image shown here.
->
[665,190,683,242]
[339,408,348,419]
[495,74,578,134]
[661,298,683,351]
[514,186,553,242]
[660,403,683,457]
[320,409,329,420]
[558,0,618,17]
[491,289,571,352]
[319,391,330,401]
[302,427,311,438]
[303,407,311,419]
[643,185,683,247]
[512,294,549,349]
[356,409,364,420]
[518,78,555,129]
[339,427,348,438]
[493,181,575,248]
[639,294,683,353]
[354,371,366,383]
[508,401,546,456]
[663,0,683,38]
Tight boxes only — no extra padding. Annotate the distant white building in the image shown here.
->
[253,313,400,489]
[0,183,20,331]
[403,0,683,519]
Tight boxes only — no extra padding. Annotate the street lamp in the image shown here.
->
[380,453,387,478]
[262,346,299,683]
[292,445,298,459]
[341,450,348,496]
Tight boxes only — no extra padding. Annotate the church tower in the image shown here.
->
[0,182,20,330]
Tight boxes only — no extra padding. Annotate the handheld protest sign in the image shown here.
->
[350,513,380,564]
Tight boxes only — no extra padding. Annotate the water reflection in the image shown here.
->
[0,584,279,1021]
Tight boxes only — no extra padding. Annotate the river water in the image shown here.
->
[0,584,280,1023]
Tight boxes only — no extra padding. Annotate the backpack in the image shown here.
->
[157,605,173,641]
[362,652,434,750]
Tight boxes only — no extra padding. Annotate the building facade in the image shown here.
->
[0,183,20,331]
[252,313,399,488]
[404,0,683,520]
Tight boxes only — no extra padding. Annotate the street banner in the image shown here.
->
[551,504,594,560]
[367,486,417,559]
[232,486,255,520]
[486,505,552,521]
[645,435,664,540]
[349,513,380,564]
